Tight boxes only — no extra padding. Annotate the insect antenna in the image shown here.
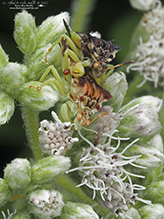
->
[63,19,71,37]
[106,60,135,73]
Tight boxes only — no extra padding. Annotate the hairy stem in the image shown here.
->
[21,106,42,160]
[71,0,97,32]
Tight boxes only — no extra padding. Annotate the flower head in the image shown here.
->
[127,35,164,87]
[39,111,78,155]
[141,1,164,39]
[90,106,122,135]
[127,1,164,87]
[28,189,64,219]
[67,131,151,217]
[119,96,162,137]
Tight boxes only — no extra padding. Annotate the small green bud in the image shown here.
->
[18,81,59,111]
[148,133,163,153]
[0,45,9,71]
[139,203,164,219]
[120,96,162,114]
[0,91,15,125]
[14,10,37,56]
[37,12,69,47]
[118,207,141,219]
[31,155,71,185]
[118,96,162,138]
[125,139,163,186]
[0,178,12,207]
[0,62,26,98]
[11,210,31,219]
[144,181,164,205]
[59,201,99,219]
[28,189,64,219]
[4,158,31,193]
[104,72,128,111]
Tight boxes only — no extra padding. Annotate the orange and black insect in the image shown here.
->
[69,71,112,126]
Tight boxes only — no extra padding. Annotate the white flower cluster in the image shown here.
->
[127,1,164,87]
[127,36,164,87]
[39,111,78,155]
[141,1,164,39]
[29,189,64,218]
[91,106,122,135]
[67,131,151,217]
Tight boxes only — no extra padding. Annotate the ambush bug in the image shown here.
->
[45,20,134,80]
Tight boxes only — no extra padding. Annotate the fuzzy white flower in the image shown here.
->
[91,106,122,135]
[39,111,78,155]
[129,0,159,11]
[141,1,164,39]
[67,131,151,217]
[127,36,164,87]
[28,189,64,219]
[127,1,164,87]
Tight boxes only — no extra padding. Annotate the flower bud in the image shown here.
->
[144,181,164,205]
[90,106,122,135]
[18,81,59,111]
[60,201,99,219]
[124,137,163,186]
[129,0,158,11]
[118,207,141,219]
[0,62,26,98]
[104,72,128,111]
[0,45,9,71]
[0,91,15,125]
[4,158,31,193]
[138,96,163,112]
[31,155,71,185]
[37,12,69,47]
[28,189,64,219]
[139,203,164,218]
[14,10,37,55]
[118,96,162,138]
[148,133,163,153]
[0,179,12,207]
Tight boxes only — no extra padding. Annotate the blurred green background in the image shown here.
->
[0,0,155,178]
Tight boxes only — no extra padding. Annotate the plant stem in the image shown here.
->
[21,106,43,160]
[71,0,97,32]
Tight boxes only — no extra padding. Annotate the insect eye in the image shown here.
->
[93,62,99,69]
[63,69,70,75]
